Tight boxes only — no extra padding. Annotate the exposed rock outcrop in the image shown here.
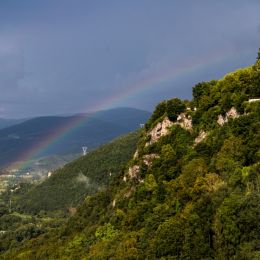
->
[145,114,193,147]
[226,107,239,118]
[123,165,140,182]
[127,165,140,179]
[248,98,260,102]
[146,117,173,146]
[217,107,239,126]
[133,150,139,159]
[194,130,207,145]
[124,153,159,182]
[127,112,193,181]
[112,199,116,208]
[217,115,226,126]
[143,154,159,167]
[176,113,193,131]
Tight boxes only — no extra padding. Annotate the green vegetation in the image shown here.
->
[1,53,260,259]
[145,98,186,129]
[12,131,140,213]
[0,131,139,255]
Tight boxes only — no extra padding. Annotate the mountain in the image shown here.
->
[0,107,150,168]
[92,107,149,129]
[0,118,28,130]
[13,131,140,213]
[1,56,260,259]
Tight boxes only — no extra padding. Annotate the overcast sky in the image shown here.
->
[0,0,259,118]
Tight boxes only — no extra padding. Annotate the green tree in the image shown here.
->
[155,217,184,257]
[192,81,215,107]
[95,223,119,241]
[215,137,246,179]
[146,101,167,129]
[166,98,186,121]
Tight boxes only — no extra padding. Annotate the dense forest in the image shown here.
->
[0,52,259,259]
[0,132,140,255]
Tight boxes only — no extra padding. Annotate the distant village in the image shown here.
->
[0,168,52,194]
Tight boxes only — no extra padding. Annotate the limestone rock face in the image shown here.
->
[123,165,140,182]
[128,112,192,181]
[194,130,207,145]
[217,115,226,126]
[176,113,193,131]
[145,114,193,146]
[112,199,116,208]
[127,165,140,179]
[226,107,239,118]
[217,107,239,126]
[146,117,173,146]
[143,154,159,167]
[133,150,139,159]
[248,98,260,102]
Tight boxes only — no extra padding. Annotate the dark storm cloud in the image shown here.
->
[0,0,260,118]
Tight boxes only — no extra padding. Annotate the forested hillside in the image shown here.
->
[1,55,260,259]
[14,131,140,213]
[0,131,140,254]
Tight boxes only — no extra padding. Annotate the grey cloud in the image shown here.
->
[0,50,24,91]
[0,1,259,118]
[257,24,260,33]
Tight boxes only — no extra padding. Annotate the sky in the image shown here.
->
[0,0,259,118]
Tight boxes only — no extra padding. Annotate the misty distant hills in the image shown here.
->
[0,118,28,130]
[0,107,151,168]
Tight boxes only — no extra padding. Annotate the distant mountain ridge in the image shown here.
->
[0,118,28,130]
[0,107,151,168]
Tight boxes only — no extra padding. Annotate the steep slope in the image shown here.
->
[2,57,260,259]
[0,107,150,168]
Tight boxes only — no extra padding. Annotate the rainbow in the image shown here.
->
[9,49,249,171]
